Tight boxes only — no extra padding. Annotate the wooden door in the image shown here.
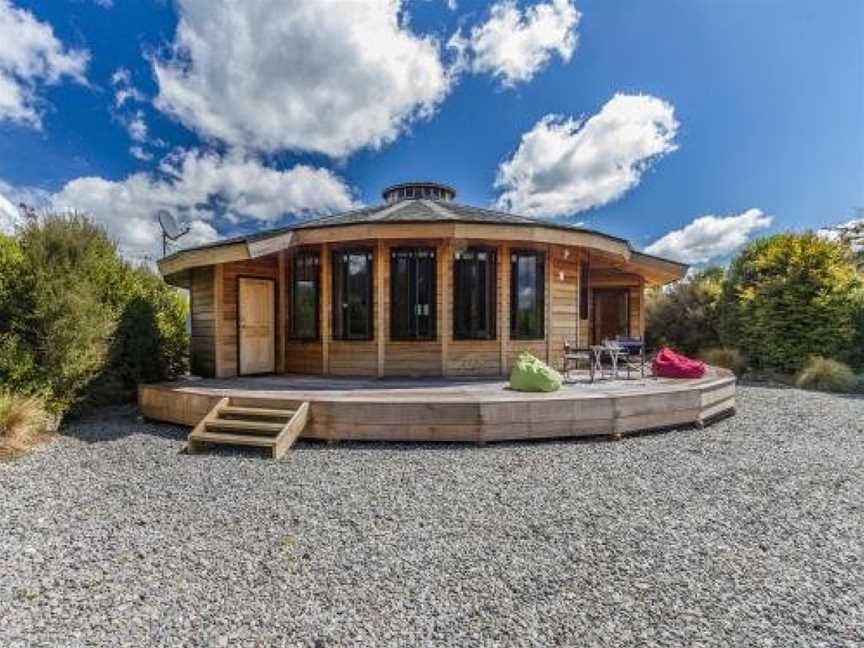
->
[593,289,629,344]
[239,278,275,375]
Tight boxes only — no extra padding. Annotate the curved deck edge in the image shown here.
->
[138,369,736,444]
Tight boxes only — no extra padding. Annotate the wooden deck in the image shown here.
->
[139,369,736,444]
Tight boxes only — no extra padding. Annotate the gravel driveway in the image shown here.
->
[1,384,862,647]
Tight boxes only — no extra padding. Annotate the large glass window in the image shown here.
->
[453,247,497,340]
[332,248,374,340]
[510,250,545,339]
[291,250,319,339]
[391,247,436,341]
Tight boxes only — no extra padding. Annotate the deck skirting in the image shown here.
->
[139,369,736,444]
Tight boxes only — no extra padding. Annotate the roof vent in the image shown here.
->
[382,181,456,203]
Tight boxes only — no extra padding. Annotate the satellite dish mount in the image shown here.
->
[157,210,191,257]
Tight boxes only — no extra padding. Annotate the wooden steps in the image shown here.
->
[186,397,309,459]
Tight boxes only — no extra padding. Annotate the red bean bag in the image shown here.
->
[652,347,706,379]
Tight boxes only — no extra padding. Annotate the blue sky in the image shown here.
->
[0,0,861,264]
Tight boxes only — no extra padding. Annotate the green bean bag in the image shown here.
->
[509,352,562,393]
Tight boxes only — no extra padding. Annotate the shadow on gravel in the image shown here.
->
[59,404,188,444]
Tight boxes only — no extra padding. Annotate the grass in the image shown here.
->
[0,392,51,461]
[700,347,747,375]
[794,356,858,394]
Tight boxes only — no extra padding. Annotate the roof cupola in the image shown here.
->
[382,181,455,203]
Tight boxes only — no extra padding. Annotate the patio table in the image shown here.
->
[591,343,627,379]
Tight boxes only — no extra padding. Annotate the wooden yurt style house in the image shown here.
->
[159,181,687,379]
[144,181,736,455]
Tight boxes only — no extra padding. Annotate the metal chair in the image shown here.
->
[615,336,647,378]
[562,339,595,383]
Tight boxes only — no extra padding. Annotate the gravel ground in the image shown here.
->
[1,385,863,647]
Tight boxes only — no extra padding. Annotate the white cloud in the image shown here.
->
[111,67,145,107]
[818,218,864,252]
[153,0,451,158]
[0,187,22,233]
[127,110,148,142]
[46,150,358,262]
[0,0,88,126]
[449,0,579,86]
[129,145,153,161]
[495,93,679,217]
[644,209,773,264]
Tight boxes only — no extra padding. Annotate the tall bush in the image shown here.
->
[645,266,724,355]
[0,214,189,413]
[719,233,864,372]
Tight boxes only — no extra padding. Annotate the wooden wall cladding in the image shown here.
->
[328,340,377,376]
[190,266,216,377]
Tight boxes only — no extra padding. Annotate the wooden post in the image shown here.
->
[440,239,449,377]
[639,276,646,338]
[277,250,286,373]
[214,263,225,377]
[499,244,509,376]
[574,248,580,348]
[376,239,386,378]
[545,244,552,365]
[321,243,330,376]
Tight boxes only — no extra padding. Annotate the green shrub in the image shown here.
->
[700,348,747,375]
[794,356,857,393]
[645,266,724,355]
[719,233,864,373]
[0,391,50,460]
[0,214,189,414]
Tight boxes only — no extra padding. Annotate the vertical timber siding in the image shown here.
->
[190,266,216,377]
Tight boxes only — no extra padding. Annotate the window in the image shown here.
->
[453,247,496,340]
[332,248,374,340]
[391,247,436,341]
[291,250,319,339]
[510,250,545,339]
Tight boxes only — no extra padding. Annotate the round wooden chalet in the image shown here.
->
[144,182,735,450]
[157,181,688,380]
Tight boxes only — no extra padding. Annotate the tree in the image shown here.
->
[0,213,189,413]
[645,266,725,356]
[719,232,864,372]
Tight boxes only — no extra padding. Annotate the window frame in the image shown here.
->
[453,246,497,341]
[331,246,375,341]
[390,246,437,342]
[289,249,320,341]
[510,249,546,340]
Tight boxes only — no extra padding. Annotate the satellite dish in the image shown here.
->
[156,209,190,256]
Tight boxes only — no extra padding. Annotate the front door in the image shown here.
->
[593,289,629,343]
[238,277,275,375]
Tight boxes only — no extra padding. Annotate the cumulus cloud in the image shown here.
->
[0,0,88,126]
[44,150,358,262]
[449,0,579,86]
[644,209,773,264]
[495,94,679,217]
[153,0,451,158]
